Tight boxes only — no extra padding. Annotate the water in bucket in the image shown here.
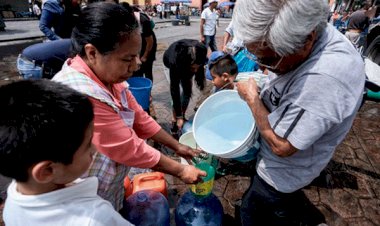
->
[193,90,260,162]
[196,113,252,152]
[127,77,152,111]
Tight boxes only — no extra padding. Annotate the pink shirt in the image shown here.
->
[69,56,161,168]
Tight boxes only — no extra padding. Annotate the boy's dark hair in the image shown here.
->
[209,54,238,78]
[0,80,94,182]
[72,2,138,56]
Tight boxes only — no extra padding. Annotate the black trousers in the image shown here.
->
[169,69,192,118]
[240,175,325,226]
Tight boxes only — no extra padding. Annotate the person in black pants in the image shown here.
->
[128,5,157,82]
[163,39,207,136]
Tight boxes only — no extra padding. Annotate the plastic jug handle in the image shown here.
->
[137,173,164,183]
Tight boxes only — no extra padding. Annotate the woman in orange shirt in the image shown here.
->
[53,2,206,211]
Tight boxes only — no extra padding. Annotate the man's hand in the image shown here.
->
[178,165,207,184]
[200,36,205,43]
[237,78,298,158]
[236,77,260,105]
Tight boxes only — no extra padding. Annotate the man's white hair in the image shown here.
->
[233,0,329,56]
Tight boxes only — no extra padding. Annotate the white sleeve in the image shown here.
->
[201,9,207,19]
[225,21,234,35]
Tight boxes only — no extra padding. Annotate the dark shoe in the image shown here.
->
[171,122,179,140]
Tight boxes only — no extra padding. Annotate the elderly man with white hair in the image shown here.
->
[233,0,365,225]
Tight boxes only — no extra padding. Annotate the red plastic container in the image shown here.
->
[124,172,167,199]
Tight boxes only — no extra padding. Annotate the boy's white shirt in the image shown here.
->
[4,177,134,226]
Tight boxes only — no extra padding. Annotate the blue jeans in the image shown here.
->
[17,55,42,79]
[203,35,217,52]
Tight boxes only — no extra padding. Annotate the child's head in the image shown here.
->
[206,51,238,89]
[0,80,94,184]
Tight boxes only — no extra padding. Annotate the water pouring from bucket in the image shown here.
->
[192,90,260,162]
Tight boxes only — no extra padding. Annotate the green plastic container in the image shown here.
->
[367,90,380,100]
[190,162,215,197]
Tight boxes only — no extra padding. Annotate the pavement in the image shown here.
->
[0,20,380,226]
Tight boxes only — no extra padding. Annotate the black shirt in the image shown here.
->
[140,12,157,61]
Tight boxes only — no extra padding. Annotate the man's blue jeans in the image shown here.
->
[17,55,42,79]
[203,35,217,52]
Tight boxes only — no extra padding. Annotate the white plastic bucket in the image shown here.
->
[179,131,197,149]
[192,90,259,162]
[179,131,215,165]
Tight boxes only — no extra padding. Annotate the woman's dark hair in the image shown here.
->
[164,39,207,89]
[209,54,238,77]
[71,2,138,56]
[0,80,94,182]
[193,42,207,89]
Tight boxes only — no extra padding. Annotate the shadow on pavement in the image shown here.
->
[311,159,380,190]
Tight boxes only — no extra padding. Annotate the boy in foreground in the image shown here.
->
[0,80,133,226]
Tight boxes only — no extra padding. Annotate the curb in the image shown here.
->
[0,36,44,43]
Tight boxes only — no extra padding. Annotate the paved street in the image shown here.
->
[0,19,379,226]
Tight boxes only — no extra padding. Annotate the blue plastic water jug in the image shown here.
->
[175,163,223,226]
[175,191,224,226]
[123,190,170,226]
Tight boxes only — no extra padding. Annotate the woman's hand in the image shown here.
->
[175,143,202,163]
[151,154,207,184]
[178,164,207,184]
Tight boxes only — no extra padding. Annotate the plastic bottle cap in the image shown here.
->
[136,192,148,202]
